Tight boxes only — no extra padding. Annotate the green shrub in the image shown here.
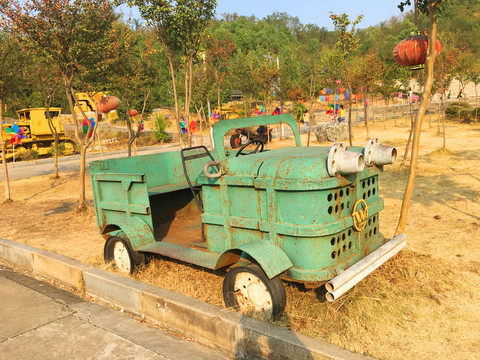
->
[445,101,473,121]
[293,102,307,122]
[46,142,67,157]
[472,107,479,120]
[17,149,39,161]
[154,114,170,143]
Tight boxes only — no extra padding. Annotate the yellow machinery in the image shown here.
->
[2,107,74,157]
[74,92,118,121]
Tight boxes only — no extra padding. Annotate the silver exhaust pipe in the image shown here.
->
[364,138,397,167]
[326,233,406,302]
[327,142,365,176]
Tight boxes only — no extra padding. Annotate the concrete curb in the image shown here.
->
[0,238,375,360]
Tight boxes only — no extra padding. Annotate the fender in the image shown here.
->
[102,217,155,250]
[219,241,293,279]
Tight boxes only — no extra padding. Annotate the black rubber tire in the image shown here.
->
[230,134,242,149]
[104,236,145,274]
[223,264,286,320]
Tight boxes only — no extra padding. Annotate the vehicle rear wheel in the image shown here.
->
[223,264,286,320]
[230,134,242,149]
[104,236,144,274]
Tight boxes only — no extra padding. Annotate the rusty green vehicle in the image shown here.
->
[90,114,405,319]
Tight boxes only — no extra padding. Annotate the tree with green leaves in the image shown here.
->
[205,36,236,120]
[0,30,27,202]
[22,51,65,178]
[432,48,463,146]
[395,0,444,236]
[468,63,480,122]
[123,0,217,147]
[103,21,159,157]
[1,0,117,209]
[330,13,364,146]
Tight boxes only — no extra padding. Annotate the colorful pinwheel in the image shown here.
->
[180,118,188,134]
[5,123,26,146]
[271,107,282,115]
[82,118,96,138]
[137,119,144,133]
[254,105,264,116]
[209,111,219,123]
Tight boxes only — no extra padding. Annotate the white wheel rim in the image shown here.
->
[113,241,131,273]
[233,272,273,316]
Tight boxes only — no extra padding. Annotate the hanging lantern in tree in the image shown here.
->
[393,34,441,68]
[128,109,138,117]
[96,96,121,113]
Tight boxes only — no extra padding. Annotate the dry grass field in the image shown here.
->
[1,117,479,360]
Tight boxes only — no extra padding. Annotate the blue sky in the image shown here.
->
[119,1,407,30]
[215,0,405,29]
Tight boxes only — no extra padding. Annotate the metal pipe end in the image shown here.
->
[327,143,365,176]
[365,138,397,166]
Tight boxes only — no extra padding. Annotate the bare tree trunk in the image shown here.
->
[402,116,414,164]
[167,56,183,148]
[442,99,446,148]
[437,95,442,133]
[188,57,194,147]
[0,98,11,202]
[364,92,370,139]
[344,59,353,146]
[384,98,388,129]
[126,101,134,158]
[371,98,375,125]
[307,74,314,147]
[396,3,438,236]
[475,84,478,123]
[45,99,59,178]
[355,100,359,126]
[67,84,100,210]
[184,57,193,148]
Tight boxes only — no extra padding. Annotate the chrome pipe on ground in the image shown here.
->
[326,233,407,302]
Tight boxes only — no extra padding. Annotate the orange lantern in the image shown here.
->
[96,96,120,113]
[128,109,138,117]
[339,94,345,101]
[393,34,441,67]
[356,93,362,100]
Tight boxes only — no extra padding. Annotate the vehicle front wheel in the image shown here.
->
[223,264,286,320]
[104,236,144,274]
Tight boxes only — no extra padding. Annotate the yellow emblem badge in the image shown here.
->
[352,199,368,231]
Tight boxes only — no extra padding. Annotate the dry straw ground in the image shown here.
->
[1,117,479,360]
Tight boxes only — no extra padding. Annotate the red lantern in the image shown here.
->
[393,35,441,67]
[96,96,120,113]
[128,109,138,117]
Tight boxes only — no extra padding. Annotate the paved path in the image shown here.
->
[0,143,181,181]
[0,264,229,360]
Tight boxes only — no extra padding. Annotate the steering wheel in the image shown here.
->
[235,139,264,157]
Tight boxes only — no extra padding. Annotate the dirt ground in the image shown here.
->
[1,116,480,360]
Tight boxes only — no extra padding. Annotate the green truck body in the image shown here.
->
[90,114,405,318]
